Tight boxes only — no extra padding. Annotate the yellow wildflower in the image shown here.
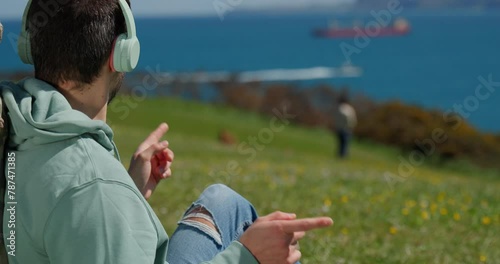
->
[480,255,487,262]
[440,208,448,216]
[341,195,349,203]
[405,200,417,208]
[341,228,349,235]
[430,203,438,213]
[323,198,332,207]
[389,226,398,235]
[421,211,430,220]
[453,213,461,221]
[482,216,492,225]
[402,208,410,216]
[437,192,446,202]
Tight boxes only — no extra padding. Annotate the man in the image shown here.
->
[1,1,333,263]
[334,95,357,158]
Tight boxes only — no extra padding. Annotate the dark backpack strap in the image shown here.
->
[0,95,10,263]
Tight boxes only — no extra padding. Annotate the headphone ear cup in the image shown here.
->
[112,33,140,72]
[18,31,33,65]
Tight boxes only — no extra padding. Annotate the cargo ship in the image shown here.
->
[313,18,410,38]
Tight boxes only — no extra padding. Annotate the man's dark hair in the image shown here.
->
[27,0,130,86]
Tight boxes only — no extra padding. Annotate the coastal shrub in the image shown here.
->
[354,101,500,165]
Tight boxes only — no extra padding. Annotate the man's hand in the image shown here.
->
[239,211,333,264]
[128,123,174,199]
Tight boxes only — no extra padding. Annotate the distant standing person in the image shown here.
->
[335,96,357,158]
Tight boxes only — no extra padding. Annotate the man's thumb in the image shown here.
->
[139,141,169,161]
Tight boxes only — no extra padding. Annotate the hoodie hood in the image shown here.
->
[0,78,116,154]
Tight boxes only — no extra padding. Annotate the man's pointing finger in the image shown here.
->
[279,217,333,233]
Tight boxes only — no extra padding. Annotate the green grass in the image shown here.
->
[108,96,499,264]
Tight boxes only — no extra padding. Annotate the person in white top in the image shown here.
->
[334,95,357,158]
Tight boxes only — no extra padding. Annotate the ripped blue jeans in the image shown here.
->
[166,184,259,263]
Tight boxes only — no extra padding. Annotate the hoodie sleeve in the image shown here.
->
[43,180,165,264]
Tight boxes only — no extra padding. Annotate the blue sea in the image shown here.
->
[1,11,500,132]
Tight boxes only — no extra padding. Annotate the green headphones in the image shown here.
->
[18,0,140,72]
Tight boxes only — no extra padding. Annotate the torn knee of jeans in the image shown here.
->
[179,206,222,246]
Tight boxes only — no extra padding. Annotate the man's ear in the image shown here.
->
[108,57,116,72]
[108,40,117,72]
[58,79,76,91]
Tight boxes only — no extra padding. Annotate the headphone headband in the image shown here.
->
[21,0,32,32]
[118,0,136,38]
[18,0,33,64]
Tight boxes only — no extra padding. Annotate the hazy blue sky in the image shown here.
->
[0,0,355,20]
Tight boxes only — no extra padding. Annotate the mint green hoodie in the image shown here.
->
[1,78,257,264]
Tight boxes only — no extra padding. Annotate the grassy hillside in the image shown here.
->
[108,96,499,264]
